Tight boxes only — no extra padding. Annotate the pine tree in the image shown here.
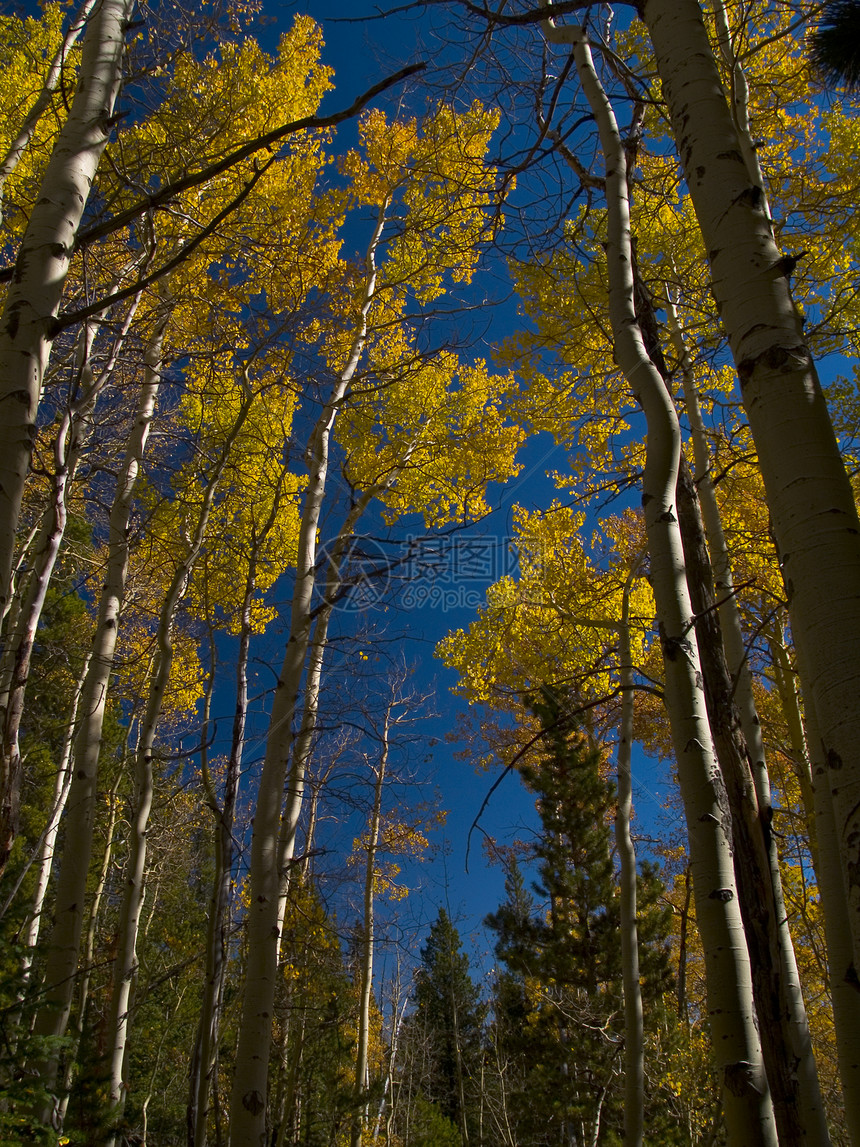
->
[485,690,677,1146]
[407,908,486,1146]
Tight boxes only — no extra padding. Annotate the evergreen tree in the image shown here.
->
[406,908,486,1146]
[485,690,678,1145]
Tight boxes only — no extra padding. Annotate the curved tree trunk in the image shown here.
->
[545,20,777,1143]
[644,0,860,991]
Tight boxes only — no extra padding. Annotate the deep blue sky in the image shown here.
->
[231,2,682,963]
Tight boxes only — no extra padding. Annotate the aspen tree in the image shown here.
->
[229,102,511,1141]
[188,470,296,1147]
[351,701,393,1147]
[665,297,830,1145]
[0,290,143,873]
[229,202,392,1144]
[0,0,98,218]
[0,0,134,624]
[616,569,644,1147]
[543,18,776,1142]
[642,0,860,989]
[29,308,168,1103]
[103,383,255,1142]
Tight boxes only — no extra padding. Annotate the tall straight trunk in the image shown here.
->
[656,281,825,1141]
[229,200,390,1144]
[189,475,290,1147]
[0,0,134,616]
[545,20,777,1142]
[676,456,828,1146]
[616,573,643,1147]
[105,388,253,1139]
[30,311,166,1101]
[644,0,860,984]
[351,704,392,1147]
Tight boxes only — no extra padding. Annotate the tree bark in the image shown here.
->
[546,20,777,1143]
[658,276,826,1144]
[676,455,829,1147]
[644,0,860,988]
[0,0,134,617]
[0,0,99,218]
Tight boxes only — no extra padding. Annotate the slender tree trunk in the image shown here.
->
[351,705,392,1147]
[0,393,85,873]
[21,652,91,973]
[278,477,401,911]
[644,0,860,986]
[676,455,829,1146]
[30,311,166,1106]
[653,273,826,1142]
[546,20,776,1142]
[230,201,390,1144]
[0,0,134,616]
[105,388,253,1140]
[616,572,643,1147]
[0,0,99,216]
[190,513,274,1147]
[57,768,122,1128]
[766,621,818,861]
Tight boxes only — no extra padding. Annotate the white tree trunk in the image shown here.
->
[797,656,860,1141]
[546,20,777,1143]
[351,704,392,1147]
[30,311,165,1107]
[104,388,253,1139]
[644,0,860,989]
[667,298,829,1145]
[0,0,99,217]
[616,572,643,1147]
[229,201,389,1144]
[21,652,91,966]
[0,0,134,615]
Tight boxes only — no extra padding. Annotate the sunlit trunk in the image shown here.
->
[0,0,134,616]
[645,0,860,994]
[546,20,777,1142]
